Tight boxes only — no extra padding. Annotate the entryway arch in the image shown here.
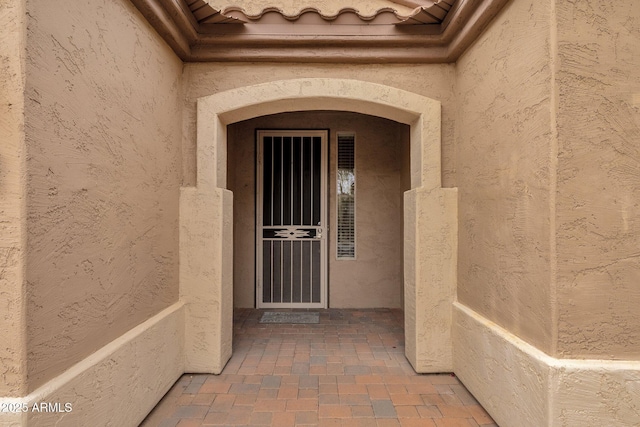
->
[179,78,457,374]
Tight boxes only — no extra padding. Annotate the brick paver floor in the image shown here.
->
[140,308,497,427]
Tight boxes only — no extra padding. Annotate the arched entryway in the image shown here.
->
[179,78,457,374]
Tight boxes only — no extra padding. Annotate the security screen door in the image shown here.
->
[256,130,328,308]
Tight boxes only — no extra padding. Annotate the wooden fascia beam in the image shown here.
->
[130,0,511,63]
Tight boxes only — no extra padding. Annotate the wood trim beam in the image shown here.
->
[130,0,194,59]
[130,0,510,63]
[444,0,511,61]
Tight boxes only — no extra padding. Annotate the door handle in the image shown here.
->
[316,228,322,239]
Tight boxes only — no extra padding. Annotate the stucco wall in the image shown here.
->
[0,0,27,397]
[456,0,640,361]
[24,0,183,391]
[455,0,555,353]
[228,111,408,308]
[183,63,456,188]
[555,0,640,359]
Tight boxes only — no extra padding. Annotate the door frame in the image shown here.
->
[255,130,328,309]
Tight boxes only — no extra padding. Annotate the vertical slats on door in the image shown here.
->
[292,240,302,302]
[283,137,292,226]
[302,137,311,226]
[293,137,302,225]
[263,241,271,303]
[263,137,272,226]
[282,241,292,303]
[273,240,281,302]
[273,137,282,226]
[301,241,311,303]
[312,136,322,225]
[312,241,321,303]
[259,131,324,306]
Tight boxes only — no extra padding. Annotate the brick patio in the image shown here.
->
[140,309,497,427]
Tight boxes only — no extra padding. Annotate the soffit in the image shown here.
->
[130,0,510,63]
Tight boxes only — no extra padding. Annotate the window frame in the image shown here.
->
[335,132,356,260]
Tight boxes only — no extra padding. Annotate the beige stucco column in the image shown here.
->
[180,109,233,373]
[180,188,233,373]
[405,187,458,372]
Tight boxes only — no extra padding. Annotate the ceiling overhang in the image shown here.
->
[130,0,511,63]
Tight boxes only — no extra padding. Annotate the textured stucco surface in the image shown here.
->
[456,0,640,361]
[228,111,407,309]
[180,188,233,373]
[0,303,184,427]
[3,0,636,422]
[455,0,554,354]
[551,361,640,426]
[454,302,640,427]
[404,187,457,372]
[0,0,27,398]
[24,0,183,390]
[554,0,640,359]
[453,0,640,422]
[27,304,183,427]
[453,303,550,427]
[182,63,456,188]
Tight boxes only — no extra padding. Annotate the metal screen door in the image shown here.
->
[256,130,328,308]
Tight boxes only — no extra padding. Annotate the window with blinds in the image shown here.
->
[337,134,355,259]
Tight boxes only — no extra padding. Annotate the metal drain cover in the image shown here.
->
[259,312,320,324]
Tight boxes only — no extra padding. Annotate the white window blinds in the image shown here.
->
[337,134,355,259]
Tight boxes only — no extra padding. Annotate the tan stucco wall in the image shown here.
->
[0,0,27,397]
[328,114,407,308]
[228,111,408,308]
[457,0,640,361]
[454,302,640,427]
[455,0,555,353]
[554,0,640,360]
[183,63,456,188]
[23,0,183,391]
[456,0,639,362]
